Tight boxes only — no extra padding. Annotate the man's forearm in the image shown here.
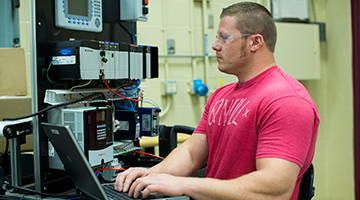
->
[181,158,299,200]
[181,171,293,200]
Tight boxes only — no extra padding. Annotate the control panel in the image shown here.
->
[55,0,103,32]
[48,40,158,81]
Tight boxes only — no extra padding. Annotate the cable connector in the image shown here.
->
[101,158,124,182]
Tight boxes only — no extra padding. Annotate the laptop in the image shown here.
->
[41,122,190,200]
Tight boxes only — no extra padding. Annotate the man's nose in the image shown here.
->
[212,40,222,51]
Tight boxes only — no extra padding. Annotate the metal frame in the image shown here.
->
[29,0,41,192]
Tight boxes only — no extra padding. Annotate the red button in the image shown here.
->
[143,0,148,5]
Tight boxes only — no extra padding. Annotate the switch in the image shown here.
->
[143,7,149,15]
[101,57,108,63]
[162,81,177,96]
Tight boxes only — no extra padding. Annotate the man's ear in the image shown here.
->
[249,34,264,52]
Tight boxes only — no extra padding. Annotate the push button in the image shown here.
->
[143,7,148,15]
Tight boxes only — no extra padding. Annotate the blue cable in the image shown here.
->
[128,100,135,111]
[67,196,83,200]
[131,21,137,45]
[114,101,134,111]
[143,100,161,111]
[114,101,126,110]
[123,80,141,90]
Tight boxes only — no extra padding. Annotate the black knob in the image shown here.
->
[101,57,108,63]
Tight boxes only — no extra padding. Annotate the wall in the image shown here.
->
[16,0,355,199]
[19,0,31,95]
[137,0,355,199]
[302,0,354,199]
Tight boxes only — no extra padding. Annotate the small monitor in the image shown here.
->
[54,0,103,32]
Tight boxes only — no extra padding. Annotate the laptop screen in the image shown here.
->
[41,122,108,200]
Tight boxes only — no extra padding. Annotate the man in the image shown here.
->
[114,2,319,199]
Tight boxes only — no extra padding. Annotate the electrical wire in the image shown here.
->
[142,101,161,111]
[20,194,28,200]
[2,92,104,121]
[131,21,137,45]
[69,80,92,91]
[69,80,92,100]
[114,80,132,89]
[128,100,135,111]
[112,80,140,103]
[122,80,141,90]
[118,22,134,44]
[114,101,128,110]
[121,149,128,156]
[141,97,161,111]
[116,140,135,151]
[46,60,67,86]
[0,195,32,200]
[94,167,127,175]
[104,80,142,102]
[134,150,164,160]
[67,196,83,200]
[142,97,159,108]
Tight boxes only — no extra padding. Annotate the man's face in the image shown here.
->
[212,15,249,76]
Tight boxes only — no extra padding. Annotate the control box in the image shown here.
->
[47,106,113,169]
[271,0,309,22]
[48,40,158,81]
[143,45,158,79]
[129,45,143,79]
[54,0,103,32]
[114,110,140,141]
[120,0,149,22]
[135,107,160,137]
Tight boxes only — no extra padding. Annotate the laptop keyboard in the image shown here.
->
[102,184,139,200]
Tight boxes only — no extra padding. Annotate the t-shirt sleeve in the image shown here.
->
[194,98,210,134]
[256,96,318,168]
[193,88,220,134]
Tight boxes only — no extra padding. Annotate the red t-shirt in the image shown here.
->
[194,66,319,199]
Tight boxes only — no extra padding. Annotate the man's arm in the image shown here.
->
[134,157,300,200]
[182,157,300,200]
[114,133,208,192]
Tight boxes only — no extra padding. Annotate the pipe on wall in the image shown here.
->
[202,0,210,101]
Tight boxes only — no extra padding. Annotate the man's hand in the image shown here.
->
[128,173,186,199]
[114,167,153,193]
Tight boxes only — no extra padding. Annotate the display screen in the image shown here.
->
[68,0,88,17]
[96,110,107,142]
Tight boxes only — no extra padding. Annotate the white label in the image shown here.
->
[52,55,76,65]
[135,123,140,138]
[48,141,55,157]
[119,121,129,131]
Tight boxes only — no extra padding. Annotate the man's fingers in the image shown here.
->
[114,171,127,191]
[130,177,147,198]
